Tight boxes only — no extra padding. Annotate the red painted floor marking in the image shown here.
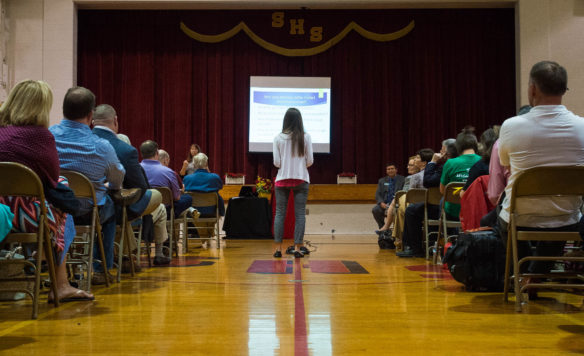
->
[294,258,309,356]
[246,260,292,274]
[308,260,350,273]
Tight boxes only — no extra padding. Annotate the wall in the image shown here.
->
[5,0,75,121]
[517,0,584,113]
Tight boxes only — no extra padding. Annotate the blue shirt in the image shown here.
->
[140,159,181,200]
[183,168,225,217]
[50,119,125,210]
[183,169,223,192]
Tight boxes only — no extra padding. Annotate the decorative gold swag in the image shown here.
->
[180,20,415,57]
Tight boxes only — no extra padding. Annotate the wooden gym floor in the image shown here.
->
[0,235,583,355]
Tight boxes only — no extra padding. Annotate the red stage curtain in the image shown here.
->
[77,9,516,184]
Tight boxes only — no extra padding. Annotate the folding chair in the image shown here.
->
[0,162,60,319]
[61,170,110,290]
[393,190,406,219]
[394,188,426,251]
[424,187,442,260]
[503,166,584,312]
[153,186,177,258]
[185,192,219,251]
[115,189,142,282]
[432,182,464,264]
[405,188,426,205]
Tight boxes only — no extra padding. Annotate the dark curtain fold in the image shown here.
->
[77,9,516,183]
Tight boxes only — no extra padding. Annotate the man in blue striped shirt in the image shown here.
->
[50,87,125,285]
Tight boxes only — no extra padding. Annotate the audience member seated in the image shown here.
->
[397,139,457,258]
[459,127,499,230]
[377,149,434,249]
[183,153,226,217]
[50,86,125,286]
[158,149,184,192]
[372,163,405,229]
[140,140,193,218]
[179,143,201,177]
[92,104,169,267]
[0,79,94,301]
[460,127,498,197]
[497,61,584,279]
[439,128,481,221]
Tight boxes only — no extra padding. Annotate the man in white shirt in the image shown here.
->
[497,60,584,273]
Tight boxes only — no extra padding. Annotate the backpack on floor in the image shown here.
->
[378,232,395,249]
[443,228,506,291]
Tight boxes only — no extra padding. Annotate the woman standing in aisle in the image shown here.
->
[272,108,314,258]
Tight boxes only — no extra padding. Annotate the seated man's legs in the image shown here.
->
[372,204,386,229]
[117,189,162,257]
[151,204,170,265]
[398,203,439,257]
[173,193,192,218]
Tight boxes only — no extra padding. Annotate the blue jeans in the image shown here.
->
[274,183,309,244]
[172,194,193,218]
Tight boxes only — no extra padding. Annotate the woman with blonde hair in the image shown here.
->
[272,108,314,258]
[0,80,94,302]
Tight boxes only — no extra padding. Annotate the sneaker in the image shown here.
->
[153,256,171,266]
[293,250,304,258]
[92,272,114,285]
[122,258,142,273]
[273,250,282,258]
[299,246,310,255]
[187,207,200,219]
[285,246,295,255]
[396,248,424,258]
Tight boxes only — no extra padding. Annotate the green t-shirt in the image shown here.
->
[440,154,481,218]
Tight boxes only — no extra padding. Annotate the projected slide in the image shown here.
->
[249,76,331,153]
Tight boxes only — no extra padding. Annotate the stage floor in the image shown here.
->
[1,235,583,355]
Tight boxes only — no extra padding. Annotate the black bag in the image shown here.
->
[378,232,395,249]
[443,229,506,291]
[44,181,80,215]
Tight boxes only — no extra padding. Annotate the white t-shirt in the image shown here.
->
[273,132,314,183]
[498,105,584,227]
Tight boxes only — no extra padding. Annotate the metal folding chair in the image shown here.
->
[424,187,442,260]
[115,189,142,282]
[185,192,219,251]
[153,186,177,258]
[503,166,584,312]
[0,162,60,319]
[61,170,110,290]
[432,182,464,264]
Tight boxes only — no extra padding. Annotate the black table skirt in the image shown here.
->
[223,197,273,239]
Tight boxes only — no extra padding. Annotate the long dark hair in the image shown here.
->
[187,143,201,162]
[282,108,305,157]
[479,128,498,162]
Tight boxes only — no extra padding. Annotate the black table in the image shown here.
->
[223,197,272,239]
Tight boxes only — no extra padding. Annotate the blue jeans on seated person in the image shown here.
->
[171,194,193,218]
[273,182,309,245]
[74,195,116,272]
